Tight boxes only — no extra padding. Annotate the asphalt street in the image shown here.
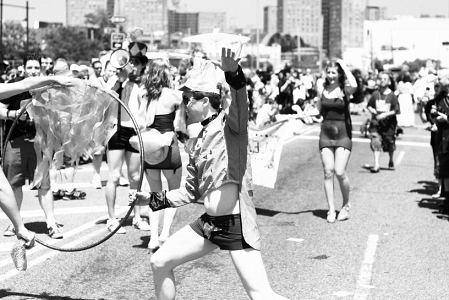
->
[0,111,447,300]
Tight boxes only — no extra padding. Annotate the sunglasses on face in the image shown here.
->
[182,91,205,106]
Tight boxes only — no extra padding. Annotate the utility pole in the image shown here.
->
[256,0,260,70]
[26,1,29,57]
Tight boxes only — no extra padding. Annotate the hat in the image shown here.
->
[128,42,148,65]
[182,58,220,94]
[70,64,80,72]
[438,69,449,80]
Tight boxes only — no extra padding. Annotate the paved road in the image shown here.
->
[0,112,448,300]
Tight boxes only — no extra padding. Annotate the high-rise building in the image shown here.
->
[322,0,366,58]
[365,6,387,20]
[277,0,322,48]
[168,11,199,35]
[66,0,168,34]
[198,12,227,34]
[66,0,108,26]
[120,0,168,33]
[263,6,277,34]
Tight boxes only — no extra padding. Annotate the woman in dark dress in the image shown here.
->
[316,60,357,223]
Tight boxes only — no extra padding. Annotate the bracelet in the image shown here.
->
[6,109,11,120]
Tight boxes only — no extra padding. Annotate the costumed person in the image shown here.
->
[316,59,357,223]
[0,71,74,246]
[367,72,400,173]
[0,53,66,239]
[431,70,449,213]
[137,58,182,253]
[134,48,289,300]
[104,42,151,233]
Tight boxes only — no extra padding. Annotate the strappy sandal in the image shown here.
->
[63,189,86,200]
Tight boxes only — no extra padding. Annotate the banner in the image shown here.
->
[249,120,288,189]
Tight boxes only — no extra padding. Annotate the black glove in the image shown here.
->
[149,191,171,211]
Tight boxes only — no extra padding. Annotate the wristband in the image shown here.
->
[6,110,10,120]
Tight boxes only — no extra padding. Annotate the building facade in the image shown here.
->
[365,6,387,21]
[277,0,322,48]
[322,0,365,59]
[198,12,227,34]
[66,0,108,26]
[263,6,277,34]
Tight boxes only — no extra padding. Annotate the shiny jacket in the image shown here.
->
[166,66,261,250]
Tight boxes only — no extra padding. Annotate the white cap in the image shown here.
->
[70,64,80,72]
[183,58,220,94]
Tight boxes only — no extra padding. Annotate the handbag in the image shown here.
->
[129,128,174,165]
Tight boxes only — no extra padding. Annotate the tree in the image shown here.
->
[1,20,40,63]
[41,9,113,62]
[42,26,102,62]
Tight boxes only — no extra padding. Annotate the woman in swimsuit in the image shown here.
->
[316,60,357,223]
[139,58,183,252]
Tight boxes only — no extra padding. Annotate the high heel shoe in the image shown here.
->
[327,211,336,223]
[337,204,350,221]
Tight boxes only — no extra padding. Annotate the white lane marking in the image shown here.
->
[0,205,129,220]
[0,227,110,282]
[22,177,188,193]
[0,243,16,252]
[0,207,130,272]
[395,151,405,166]
[354,234,379,300]
[333,291,353,297]
[294,135,430,148]
[287,238,304,243]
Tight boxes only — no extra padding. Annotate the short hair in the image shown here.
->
[182,90,221,110]
[25,52,42,67]
[92,60,102,68]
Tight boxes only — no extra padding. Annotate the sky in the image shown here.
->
[1,0,447,29]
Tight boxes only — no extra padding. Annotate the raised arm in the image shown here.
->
[337,59,357,95]
[0,76,74,100]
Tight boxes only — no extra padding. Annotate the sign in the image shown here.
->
[111,33,126,50]
[110,16,126,24]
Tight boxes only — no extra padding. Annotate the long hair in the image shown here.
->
[324,60,345,90]
[144,58,171,104]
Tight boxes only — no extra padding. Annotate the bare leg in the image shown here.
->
[38,188,56,224]
[320,148,336,213]
[230,249,289,300]
[146,169,163,248]
[0,170,27,235]
[334,147,351,207]
[159,168,182,240]
[105,149,125,222]
[150,225,218,300]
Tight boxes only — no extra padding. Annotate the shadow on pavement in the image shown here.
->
[410,180,439,196]
[256,207,329,220]
[0,289,99,300]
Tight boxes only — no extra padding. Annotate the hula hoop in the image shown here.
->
[2,89,145,252]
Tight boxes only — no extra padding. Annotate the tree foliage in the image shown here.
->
[1,20,40,62]
[42,9,112,62]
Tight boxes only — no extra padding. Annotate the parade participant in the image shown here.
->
[0,64,73,244]
[134,48,289,300]
[90,61,130,189]
[316,59,357,223]
[431,70,449,212]
[0,53,66,238]
[105,42,150,233]
[367,72,400,173]
[137,58,182,252]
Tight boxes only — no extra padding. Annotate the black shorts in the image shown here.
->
[189,213,252,251]
[107,126,139,153]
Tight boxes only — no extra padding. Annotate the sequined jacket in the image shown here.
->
[166,66,261,250]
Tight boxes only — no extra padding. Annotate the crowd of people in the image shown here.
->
[0,39,448,299]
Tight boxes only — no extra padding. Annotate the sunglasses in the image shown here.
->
[182,91,205,106]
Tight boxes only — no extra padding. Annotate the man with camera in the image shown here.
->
[0,53,63,239]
